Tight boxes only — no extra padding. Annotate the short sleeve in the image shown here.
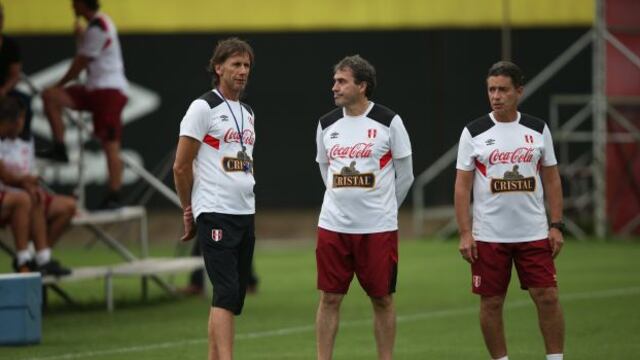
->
[179,100,211,141]
[78,26,109,58]
[315,122,328,163]
[456,128,476,171]
[390,115,412,159]
[541,125,558,166]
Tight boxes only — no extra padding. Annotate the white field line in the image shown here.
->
[22,286,640,360]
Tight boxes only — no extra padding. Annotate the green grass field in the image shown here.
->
[1,238,640,359]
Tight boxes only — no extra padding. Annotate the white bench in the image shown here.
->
[54,206,203,311]
[72,206,150,260]
[43,257,204,312]
[3,206,204,311]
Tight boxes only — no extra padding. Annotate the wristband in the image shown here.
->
[549,221,566,234]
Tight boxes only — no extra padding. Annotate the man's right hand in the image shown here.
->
[458,231,478,264]
[180,206,196,242]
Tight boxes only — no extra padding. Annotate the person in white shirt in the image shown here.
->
[455,61,565,360]
[0,97,73,276]
[315,55,414,360]
[173,37,256,360]
[39,0,128,209]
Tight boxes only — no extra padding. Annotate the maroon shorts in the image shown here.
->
[471,239,557,296]
[316,227,398,298]
[66,85,128,142]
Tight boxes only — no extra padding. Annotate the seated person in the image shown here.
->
[0,97,73,276]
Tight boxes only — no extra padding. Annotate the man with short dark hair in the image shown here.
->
[315,55,414,360]
[173,37,256,360]
[455,61,565,360]
[39,0,128,209]
[0,1,33,142]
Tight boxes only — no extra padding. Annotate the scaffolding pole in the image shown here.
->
[592,0,608,237]
[501,0,512,61]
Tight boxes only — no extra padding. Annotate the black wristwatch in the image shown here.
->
[549,221,566,234]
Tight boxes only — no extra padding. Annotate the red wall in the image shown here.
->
[606,0,640,233]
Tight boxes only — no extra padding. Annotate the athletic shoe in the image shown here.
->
[38,259,72,277]
[97,191,122,210]
[12,258,36,273]
[36,143,69,163]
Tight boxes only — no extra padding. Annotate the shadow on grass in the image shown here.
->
[41,292,207,315]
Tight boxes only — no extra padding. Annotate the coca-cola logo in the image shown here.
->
[328,143,373,160]
[223,128,255,145]
[489,147,534,165]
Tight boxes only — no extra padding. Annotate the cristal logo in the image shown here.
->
[328,143,373,160]
[223,128,255,145]
[489,147,534,165]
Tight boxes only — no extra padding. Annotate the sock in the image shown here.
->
[546,354,563,360]
[16,250,33,265]
[27,242,36,255]
[35,248,52,266]
[493,356,508,360]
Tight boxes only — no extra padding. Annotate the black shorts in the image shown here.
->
[197,212,255,315]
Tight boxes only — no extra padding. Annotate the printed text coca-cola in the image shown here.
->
[328,143,373,160]
[489,147,534,165]
[224,129,255,145]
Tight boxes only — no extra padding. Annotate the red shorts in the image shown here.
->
[66,85,128,142]
[316,227,398,298]
[471,239,557,296]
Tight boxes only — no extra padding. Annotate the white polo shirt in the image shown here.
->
[0,137,35,191]
[456,112,558,243]
[179,90,256,218]
[316,102,412,234]
[78,12,128,91]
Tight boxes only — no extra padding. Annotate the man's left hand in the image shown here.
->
[180,206,196,242]
[548,228,564,258]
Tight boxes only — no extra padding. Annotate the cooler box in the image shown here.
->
[0,273,42,345]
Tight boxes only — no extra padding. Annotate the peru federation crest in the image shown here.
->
[211,229,223,242]
[473,275,481,288]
